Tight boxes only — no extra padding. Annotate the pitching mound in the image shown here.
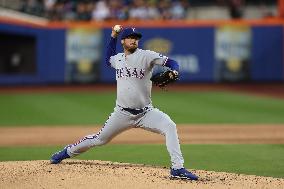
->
[0,160,283,189]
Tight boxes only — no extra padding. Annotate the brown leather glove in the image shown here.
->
[151,70,179,88]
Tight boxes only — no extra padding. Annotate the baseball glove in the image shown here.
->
[151,70,179,88]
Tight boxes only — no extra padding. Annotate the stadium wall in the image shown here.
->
[0,19,283,84]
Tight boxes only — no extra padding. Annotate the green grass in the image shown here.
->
[0,91,284,126]
[0,144,283,178]
[154,91,284,124]
[0,92,116,126]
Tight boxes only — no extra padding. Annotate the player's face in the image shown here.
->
[122,35,139,52]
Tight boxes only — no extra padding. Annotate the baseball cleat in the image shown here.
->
[50,147,70,164]
[170,168,198,180]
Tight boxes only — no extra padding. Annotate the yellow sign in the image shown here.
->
[143,38,172,54]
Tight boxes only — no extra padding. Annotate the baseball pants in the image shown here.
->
[66,105,184,169]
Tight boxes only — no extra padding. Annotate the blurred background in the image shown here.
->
[0,1,284,179]
[0,0,283,85]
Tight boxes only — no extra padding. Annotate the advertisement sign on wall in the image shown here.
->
[143,37,200,75]
[66,27,102,83]
[141,28,215,82]
[215,25,252,82]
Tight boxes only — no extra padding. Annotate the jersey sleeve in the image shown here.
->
[145,50,168,66]
[106,37,117,69]
[109,56,116,68]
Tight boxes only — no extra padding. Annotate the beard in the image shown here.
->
[127,47,137,53]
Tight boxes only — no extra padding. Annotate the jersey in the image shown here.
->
[109,48,168,109]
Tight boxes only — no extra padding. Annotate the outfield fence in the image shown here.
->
[0,18,283,84]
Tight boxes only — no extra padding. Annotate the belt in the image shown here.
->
[119,105,149,115]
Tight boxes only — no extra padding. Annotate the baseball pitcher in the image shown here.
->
[50,25,198,180]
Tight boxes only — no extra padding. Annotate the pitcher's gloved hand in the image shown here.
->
[151,70,179,88]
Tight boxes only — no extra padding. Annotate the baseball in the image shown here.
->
[113,25,122,33]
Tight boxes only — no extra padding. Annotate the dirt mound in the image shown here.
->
[0,160,283,189]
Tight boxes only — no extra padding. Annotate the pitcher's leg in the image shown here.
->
[138,108,184,169]
[67,110,132,157]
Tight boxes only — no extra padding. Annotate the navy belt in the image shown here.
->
[120,106,149,115]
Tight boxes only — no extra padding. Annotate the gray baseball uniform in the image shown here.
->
[66,45,184,169]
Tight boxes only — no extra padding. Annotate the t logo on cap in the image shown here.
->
[121,27,142,40]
